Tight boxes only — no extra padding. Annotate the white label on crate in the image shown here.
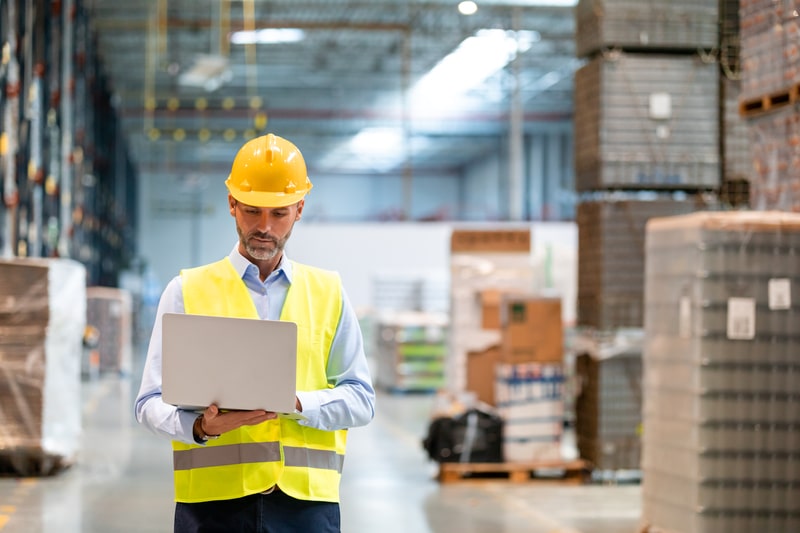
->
[679,296,692,338]
[649,92,671,119]
[768,278,791,310]
[727,297,756,340]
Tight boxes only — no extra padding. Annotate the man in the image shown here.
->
[135,133,376,533]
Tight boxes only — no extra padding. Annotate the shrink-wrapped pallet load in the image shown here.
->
[85,286,133,376]
[0,259,86,475]
[641,211,800,533]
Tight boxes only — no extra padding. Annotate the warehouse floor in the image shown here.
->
[0,372,642,533]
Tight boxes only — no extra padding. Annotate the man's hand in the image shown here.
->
[199,404,277,437]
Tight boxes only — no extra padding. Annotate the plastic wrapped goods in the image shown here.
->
[0,258,86,476]
[641,211,800,533]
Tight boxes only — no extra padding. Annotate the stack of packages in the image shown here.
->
[739,0,800,211]
[571,0,726,474]
[573,329,643,473]
[641,212,800,532]
[0,259,86,475]
[85,287,133,377]
[491,296,565,462]
[450,228,566,463]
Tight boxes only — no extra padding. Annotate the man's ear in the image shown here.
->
[296,199,305,220]
[228,195,236,216]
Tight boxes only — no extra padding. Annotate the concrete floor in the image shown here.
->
[0,374,642,533]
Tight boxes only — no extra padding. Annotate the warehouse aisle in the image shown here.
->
[0,373,642,533]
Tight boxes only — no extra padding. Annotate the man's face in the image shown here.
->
[229,196,304,262]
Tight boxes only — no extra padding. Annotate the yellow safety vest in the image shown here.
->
[171,258,347,503]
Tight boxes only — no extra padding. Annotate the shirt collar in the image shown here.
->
[227,244,293,283]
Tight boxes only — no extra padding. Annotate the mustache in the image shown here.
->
[248,232,277,242]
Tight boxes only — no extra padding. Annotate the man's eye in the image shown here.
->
[245,209,261,216]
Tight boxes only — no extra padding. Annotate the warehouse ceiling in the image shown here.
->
[85,0,578,181]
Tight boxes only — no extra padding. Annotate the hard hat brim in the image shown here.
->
[226,179,312,208]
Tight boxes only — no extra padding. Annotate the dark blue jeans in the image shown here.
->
[174,490,341,533]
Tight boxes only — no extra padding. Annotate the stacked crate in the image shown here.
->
[642,211,800,533]
[739,0,800,210]
[0,259,86,476]
[573,0,723,477]
[574,330,644,472]
[576,198,704,330]
[574,0,722,331]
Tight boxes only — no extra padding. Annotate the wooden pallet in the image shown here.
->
[437,459,590,484]
[739,83,800,118]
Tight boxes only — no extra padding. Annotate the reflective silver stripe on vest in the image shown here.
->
[173,442,281,471]
[173,442,344,472]
[283,446,344,473]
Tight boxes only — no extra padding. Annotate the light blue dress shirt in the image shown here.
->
[135,246,376,445]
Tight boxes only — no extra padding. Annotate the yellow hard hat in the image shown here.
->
[225,133,313,207]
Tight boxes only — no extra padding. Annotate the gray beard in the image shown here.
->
[245,240,280,261]
[237,225,292,261]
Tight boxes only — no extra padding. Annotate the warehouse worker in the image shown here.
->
[135,133,376,533]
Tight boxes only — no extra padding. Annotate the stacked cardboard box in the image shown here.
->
[85,287,133,376]
[465,292,565,462]
[495,361,565,463]
[449,229,535,393]
[641,211,800,533]
[0,259,86,476]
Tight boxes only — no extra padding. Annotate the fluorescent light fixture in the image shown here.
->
[230,28,305,45]
[412,29,540,107]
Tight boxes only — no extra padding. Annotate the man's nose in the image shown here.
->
[253,212,273,232]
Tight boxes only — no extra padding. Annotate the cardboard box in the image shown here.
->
[500,297,563,363]
[450,229,530,253]
[495,362,564,462]
[480,289,503,330]
[466,345,500,406]
[480,288,528,330]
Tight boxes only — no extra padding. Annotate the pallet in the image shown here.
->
[437,459,590,484]
[739,83,800,118]
[0,448,71,477]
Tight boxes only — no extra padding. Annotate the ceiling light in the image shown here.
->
[350,127,403,152]
[412,29,540,106]
[230,28,305,45]
[178,54,233,92]
[458,1,478,15]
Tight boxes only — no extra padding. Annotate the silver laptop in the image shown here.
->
[161,313,302,417]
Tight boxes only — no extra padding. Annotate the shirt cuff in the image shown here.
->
[178,408,203,445]
[295,391,320,426]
